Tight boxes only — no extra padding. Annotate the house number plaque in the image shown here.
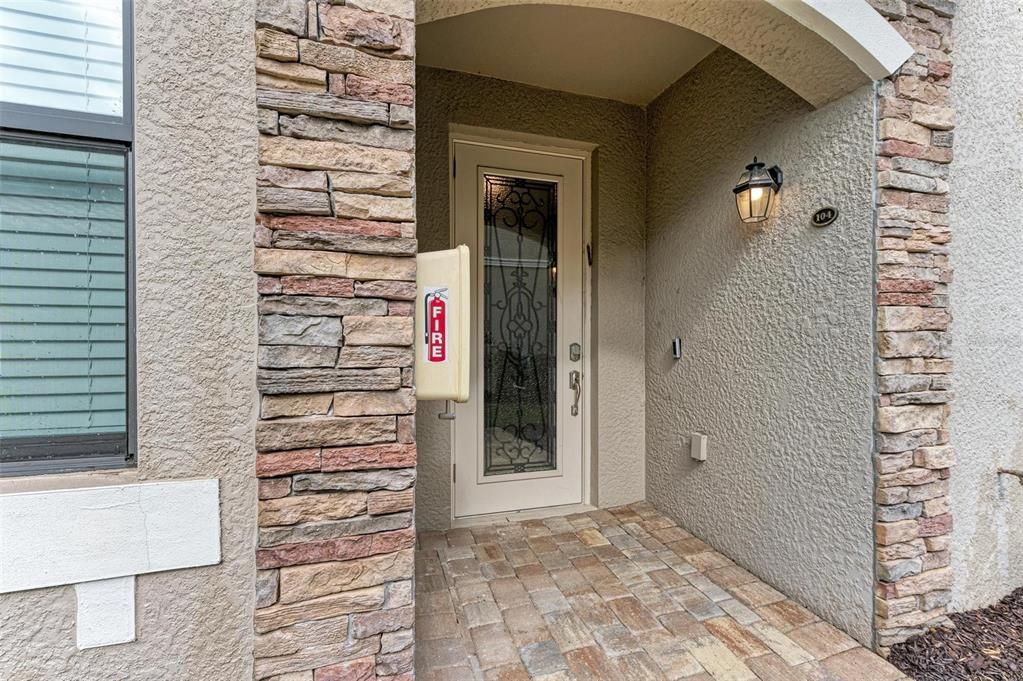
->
[812,207,839,227]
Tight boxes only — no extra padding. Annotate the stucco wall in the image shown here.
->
[644,49,877,644]
[948,0,1023,612]
[0,1,258,678]
[415,66,647,530]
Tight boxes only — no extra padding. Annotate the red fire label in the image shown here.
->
[425,288,447,363]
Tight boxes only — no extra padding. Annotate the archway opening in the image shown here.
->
[412,0,912,653]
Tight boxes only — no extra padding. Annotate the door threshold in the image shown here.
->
[450,503,596,529]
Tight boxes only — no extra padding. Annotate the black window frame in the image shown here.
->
[0,0,136,477]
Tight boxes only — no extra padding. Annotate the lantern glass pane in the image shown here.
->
[750,186,772,219]
[735,189,751,221]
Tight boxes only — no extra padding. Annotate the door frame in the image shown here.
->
[447,124,595,522]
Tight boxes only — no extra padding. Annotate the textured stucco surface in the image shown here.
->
[644,50,877,644]
[948,0,1023,612]
[0,0,258,678]
[417,4,718,105]
[416,0,879,108]
[415,67,647,530]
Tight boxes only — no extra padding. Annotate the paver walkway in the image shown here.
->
[415,502,910,681]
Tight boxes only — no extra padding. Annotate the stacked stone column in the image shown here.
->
[251,1,416,678]
[869,0,956,652]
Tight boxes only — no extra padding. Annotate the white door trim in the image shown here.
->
[447,124,594,522]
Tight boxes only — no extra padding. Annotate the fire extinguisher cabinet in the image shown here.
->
[415,245,470,402]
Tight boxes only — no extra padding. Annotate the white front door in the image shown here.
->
[452,134,587,518]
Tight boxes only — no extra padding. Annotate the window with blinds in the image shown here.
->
[0,139,127,440]
[0,0,132,475]
[0,0,124,118]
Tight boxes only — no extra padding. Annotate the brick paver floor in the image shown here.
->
[415,502,911,681]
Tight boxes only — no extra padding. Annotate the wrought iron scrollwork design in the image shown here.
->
[483,175,558,476]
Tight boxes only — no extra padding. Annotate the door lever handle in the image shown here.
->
[569,370,581,417]
[438,400,456,420]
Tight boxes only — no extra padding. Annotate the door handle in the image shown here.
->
[569,370,581,417]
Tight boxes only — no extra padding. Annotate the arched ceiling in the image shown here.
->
[416,0,914,108]
[417,5,719,105]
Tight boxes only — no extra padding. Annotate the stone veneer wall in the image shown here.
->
[869,0,957,651]
[250,1,417,678]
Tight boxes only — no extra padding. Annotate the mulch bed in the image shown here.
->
[888,587,1023,680]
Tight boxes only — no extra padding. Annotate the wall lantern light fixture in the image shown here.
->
[733,157,783,223]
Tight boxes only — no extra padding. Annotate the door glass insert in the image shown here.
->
[482,174,557,476]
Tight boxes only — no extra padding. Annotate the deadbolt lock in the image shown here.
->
[570,343,582,362]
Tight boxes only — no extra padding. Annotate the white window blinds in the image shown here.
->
[0,0,124,118]
[0,139,127,441]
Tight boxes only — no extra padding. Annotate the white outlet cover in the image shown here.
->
[691,433,708,462]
